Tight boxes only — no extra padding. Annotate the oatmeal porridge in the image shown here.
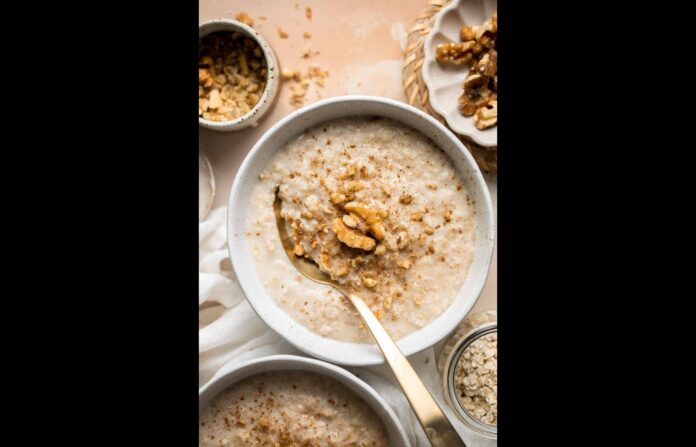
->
[246,117,476,342]
[199,371,389,446]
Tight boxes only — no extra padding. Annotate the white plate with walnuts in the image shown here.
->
[422,0,497,147]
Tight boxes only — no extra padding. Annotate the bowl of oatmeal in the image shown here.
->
[228,96,495,365]
[199,19,279,131]
[199,354,411,446]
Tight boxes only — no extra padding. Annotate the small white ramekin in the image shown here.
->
[198,19,279,132]
[199,354,411,446]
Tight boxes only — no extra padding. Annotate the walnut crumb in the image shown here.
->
[278,27,289,38]
[235,12,254,27]
[399,195,414,204]
[363,277,377,288]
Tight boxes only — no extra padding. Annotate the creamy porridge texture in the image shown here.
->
[247,117,476,342]
[199,371,389,446]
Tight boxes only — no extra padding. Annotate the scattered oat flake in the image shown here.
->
[278,27,289,38]
[235,12,253,27]
[306,7,312,20]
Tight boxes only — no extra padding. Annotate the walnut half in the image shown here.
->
[435,41,477,65]
[474,100,497,129]
[331,218,376,251]
[344,202,387,241]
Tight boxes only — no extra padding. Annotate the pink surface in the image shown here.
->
[199,0,496,313]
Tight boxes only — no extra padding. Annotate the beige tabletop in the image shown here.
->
[200,0,496,314]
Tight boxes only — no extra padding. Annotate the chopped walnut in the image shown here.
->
[383,294,393,310]
[332,218,376,251]
[397,258,411,269]
[282,69,301,81]
[199,31,267,122]
[334,264,349,277]
[347,180,365,192]
[399,195,414,205]
[331,192,347,204]
[235,12,254,27]
[340,164,358,179]
[411,211,423,222]
[344,201,386,241]
[362,277,377,288]
[282,64,329,107]
[342,214,360,228]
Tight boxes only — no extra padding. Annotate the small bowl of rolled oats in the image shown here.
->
[199,19,279,131]
[443,319,497,439]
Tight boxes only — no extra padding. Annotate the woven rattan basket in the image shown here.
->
[402,0,497,173]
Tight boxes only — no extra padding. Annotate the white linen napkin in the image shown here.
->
[199,206,495,447]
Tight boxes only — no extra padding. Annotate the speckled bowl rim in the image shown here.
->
[227,95,495,366]
[199,354,412,447]
[198,19,279,131]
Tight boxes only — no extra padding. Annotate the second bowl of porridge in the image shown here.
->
[228,96,495,365]
[199,355,410,446]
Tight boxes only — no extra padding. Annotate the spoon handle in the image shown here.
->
[346,292,467,447]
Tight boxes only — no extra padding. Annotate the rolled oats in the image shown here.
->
[455,332,497,426]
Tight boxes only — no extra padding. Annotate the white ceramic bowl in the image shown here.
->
[422,0,498,147]
[199,354,411,447]
[227,96,495,366]
[199,19,279,132]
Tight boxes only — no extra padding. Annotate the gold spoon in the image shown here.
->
[274,189,466,447]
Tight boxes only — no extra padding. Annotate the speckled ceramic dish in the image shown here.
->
[422,0,497,147]
[199,355,411,447]
[199,19,279,132]
[227,96,495,366]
